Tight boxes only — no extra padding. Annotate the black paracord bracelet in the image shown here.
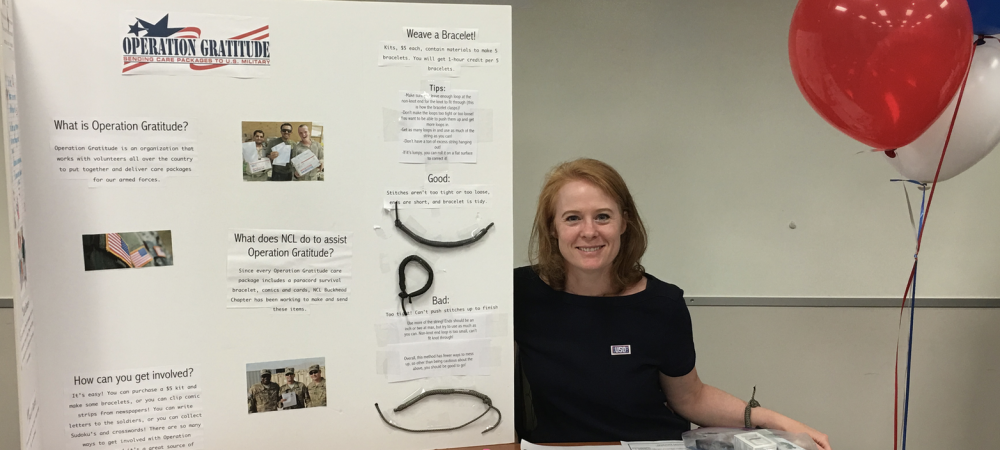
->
[375,388,502,434]
[394,202,494,248]
[397,255,433,316]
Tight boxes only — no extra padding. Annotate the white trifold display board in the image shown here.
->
[6,1,513,449]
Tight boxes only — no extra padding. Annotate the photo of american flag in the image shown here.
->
[84,231,172,271]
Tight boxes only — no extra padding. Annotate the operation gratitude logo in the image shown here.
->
[121,13,270,74]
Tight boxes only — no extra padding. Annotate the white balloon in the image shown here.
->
[885,40,1000,182]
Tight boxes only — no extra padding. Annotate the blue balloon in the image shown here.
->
[969,0,1000,36]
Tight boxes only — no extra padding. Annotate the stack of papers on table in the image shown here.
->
[520,442,625,450]
[519,440,686,450]
[621,441,687,450]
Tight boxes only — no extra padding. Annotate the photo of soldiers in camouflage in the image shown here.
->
[82,230,173,271]
[241,121,325,182]
[247,358,327,414]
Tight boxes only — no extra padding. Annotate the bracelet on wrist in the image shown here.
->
[744,386,761,429]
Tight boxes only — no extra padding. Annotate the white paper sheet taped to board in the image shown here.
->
[384,185,492,209]
[18,296,35,367]
[227,229,353,308]
[374,312,508,346]
[23,394,39,450]
[63,365,204,450]
[379,339,494,382]
[383,107,493,143]
[399,88,478,163]
[50,118,196,186]
[379,27,501,74]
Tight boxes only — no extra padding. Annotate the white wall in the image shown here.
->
[507,0,1000,298]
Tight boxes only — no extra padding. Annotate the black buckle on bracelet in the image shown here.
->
[744,385,761,428]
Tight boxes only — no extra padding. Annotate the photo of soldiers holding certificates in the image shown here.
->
[241,121,325,182]
[247,357,327,414]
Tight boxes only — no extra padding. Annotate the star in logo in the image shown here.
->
[128,21,144,37]
[134,14,184,38]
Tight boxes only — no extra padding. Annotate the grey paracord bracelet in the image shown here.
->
[744,385,760,428]
[374,388,502,434]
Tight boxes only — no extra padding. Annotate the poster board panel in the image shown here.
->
[13,1,513,449]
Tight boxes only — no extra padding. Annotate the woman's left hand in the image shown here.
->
[768,414,831,450]
[659,369,831,450]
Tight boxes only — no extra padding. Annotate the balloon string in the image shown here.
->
[916,41,975,253]
[894,262,914,450]
[892,40,977,450]
[893,183,924,450]
[902,261,918,450]
[901,186,924,450]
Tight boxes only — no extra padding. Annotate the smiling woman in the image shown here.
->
[514,158,831,449]
[528,159,647,296]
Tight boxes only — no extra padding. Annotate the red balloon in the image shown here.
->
[789,0,973,150]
